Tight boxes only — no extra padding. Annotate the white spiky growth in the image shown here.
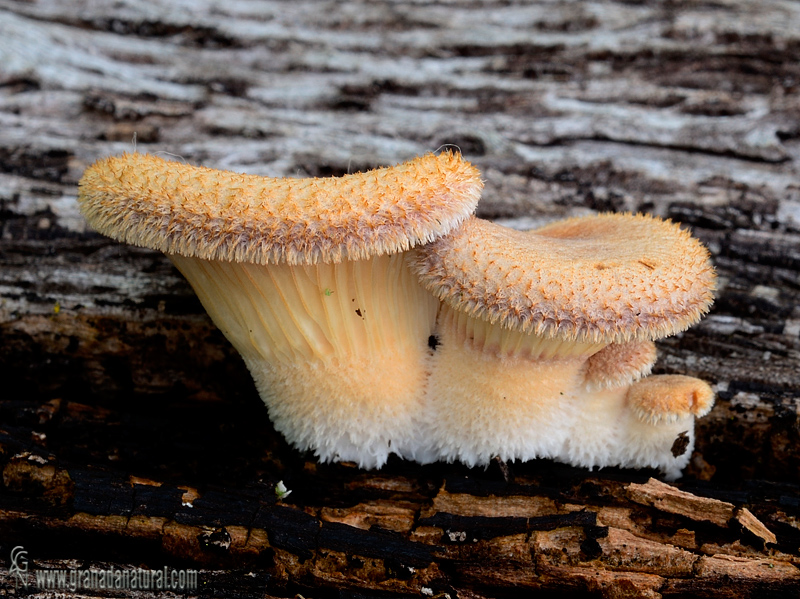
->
[562,376,710,481]
[424,304,714,478]
[171,253,439,468]
[425,303,606,466]
[617,412,697,482]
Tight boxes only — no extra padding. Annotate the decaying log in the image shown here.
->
[1,0,799,597]
[1,444,799,598]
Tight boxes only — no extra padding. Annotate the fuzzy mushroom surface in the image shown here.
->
[78,151,483,468]
[409,213,716,479]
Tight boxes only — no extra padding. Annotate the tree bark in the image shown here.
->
[1,1,799,597]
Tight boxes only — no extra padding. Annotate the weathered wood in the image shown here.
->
[1,0,800,597]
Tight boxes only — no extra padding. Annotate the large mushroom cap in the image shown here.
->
[78,151,483,265]
[410,214,716,343]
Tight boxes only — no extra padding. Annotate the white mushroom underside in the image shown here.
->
[564,384,697,481]
[170,253,439,468]
[426,304,702,478]
[170,255,710,477]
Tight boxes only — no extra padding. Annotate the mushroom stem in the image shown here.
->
[563,385,631,471]
[171,253,439,467]
[425,304,607,466]
[566,375,715,480]
[565,377,712,481]
[427,306,714,478]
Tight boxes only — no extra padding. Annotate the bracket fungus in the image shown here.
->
[409,214,716,479]
[78,151,482,468]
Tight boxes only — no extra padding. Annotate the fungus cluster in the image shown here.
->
[78,151,716,478]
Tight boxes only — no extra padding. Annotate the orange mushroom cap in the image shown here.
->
[410,214,716,344]
[78,151,483,265]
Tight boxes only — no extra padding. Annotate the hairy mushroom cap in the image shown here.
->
[78,150,483,265]
[617,374,715,480]
[410,213,716,344]
[627,374,715,425]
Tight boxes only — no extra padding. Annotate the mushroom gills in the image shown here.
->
[170,253,439,468]
[449,304,607,360]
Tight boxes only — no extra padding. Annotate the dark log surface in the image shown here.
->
[1,1,799,597]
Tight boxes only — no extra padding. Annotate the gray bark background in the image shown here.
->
[0,1,799,597]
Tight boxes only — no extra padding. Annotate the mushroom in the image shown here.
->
[78,151,482,468]
[409,213,716,478]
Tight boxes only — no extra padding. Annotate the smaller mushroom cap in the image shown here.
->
[584,340,658,389]
[410,214,716,343]
[78,151,483,265]
[627,374,715,425]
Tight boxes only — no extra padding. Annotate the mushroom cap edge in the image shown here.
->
[77,151,483,265]
[409,214,716,343]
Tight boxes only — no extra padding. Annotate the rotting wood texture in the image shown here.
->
[1,1,799,597]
